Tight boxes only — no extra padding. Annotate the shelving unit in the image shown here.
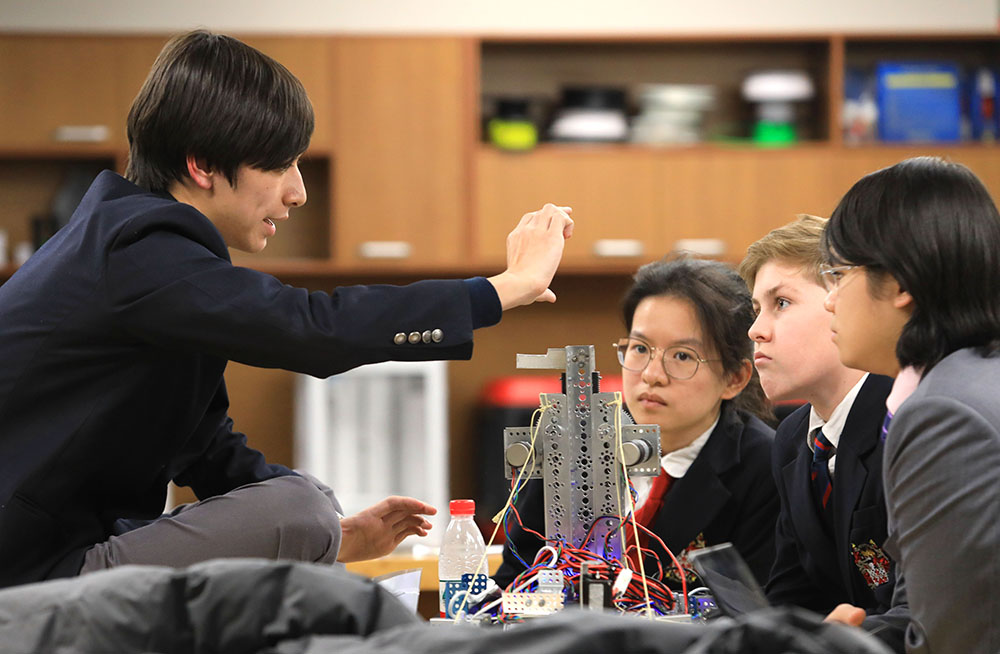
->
[480,36,833,143]
[472,33,1000,264]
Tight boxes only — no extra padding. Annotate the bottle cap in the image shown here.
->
[449,499,475,515]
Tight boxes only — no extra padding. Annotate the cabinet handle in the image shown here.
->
[672,239,726,256]
[592,239,644,258]
[358,241,412,259]
[52,125,110,143]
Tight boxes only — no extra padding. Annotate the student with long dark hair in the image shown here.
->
[495,256,779,589]
[820,156,1000,652]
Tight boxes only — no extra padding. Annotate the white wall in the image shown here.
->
[1,0,997,34]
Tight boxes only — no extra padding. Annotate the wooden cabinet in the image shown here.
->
[475,146,662,267]
[832,145,1000,203]
[329,38,471,269]
[241,37,336,150]
[0,36,125,148]
[475,145,843,267]
[658,146,842,258]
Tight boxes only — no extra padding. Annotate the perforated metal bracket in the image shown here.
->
[502,591,565,616]
[621,425,660,476]
[503,427,542,480]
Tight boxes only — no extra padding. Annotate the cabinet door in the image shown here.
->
[107,36,334,151]
[110,36,172,149]
[659,148,841,260]
[834,147,1000,206]
[0,36,122,147]
[330,38,470,268]
[475,147,662,268]
[241,37,334,150]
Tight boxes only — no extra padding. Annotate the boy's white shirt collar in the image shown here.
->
[806,373,868,474]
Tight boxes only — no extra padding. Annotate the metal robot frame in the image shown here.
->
[503,345,661,561]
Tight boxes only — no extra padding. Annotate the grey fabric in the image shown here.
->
[686,608,893,654]
[270,607,891,654]
[0,559,418,654]
[272,610,703,654]
[882,349,1000,654]
[80,474,342,573]
[0,559,894,654]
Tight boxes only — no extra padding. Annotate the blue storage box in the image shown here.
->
[876,62,962,143]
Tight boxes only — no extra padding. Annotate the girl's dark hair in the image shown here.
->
[622,255,774,425]
[822,156,1000,373]
[126,30,314,193]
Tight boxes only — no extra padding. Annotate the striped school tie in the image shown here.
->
[811,429,836,513]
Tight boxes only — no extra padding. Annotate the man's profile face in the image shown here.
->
[203,161,307,253]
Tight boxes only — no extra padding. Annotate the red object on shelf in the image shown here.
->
[480,374,624,407]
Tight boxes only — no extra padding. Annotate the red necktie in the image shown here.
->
[626,467,673,564]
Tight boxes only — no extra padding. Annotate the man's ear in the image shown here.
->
[185,155,215,190]
[721,359,753,400]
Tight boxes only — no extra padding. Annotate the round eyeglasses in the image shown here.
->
[819,264,860,292]
[613,337,719,380]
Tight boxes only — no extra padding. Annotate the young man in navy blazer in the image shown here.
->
[739,215,905,651]
[0,30,573,589]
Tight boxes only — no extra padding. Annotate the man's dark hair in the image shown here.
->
[622,255,774,425]
[822,156,1000,373]
[125,30,314,193]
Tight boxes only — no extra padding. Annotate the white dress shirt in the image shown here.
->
[806,373,869,476]
[632,415,719,508]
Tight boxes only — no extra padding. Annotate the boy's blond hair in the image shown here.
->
[738,214,828,292]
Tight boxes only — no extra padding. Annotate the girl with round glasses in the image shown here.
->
[495,255,779,591]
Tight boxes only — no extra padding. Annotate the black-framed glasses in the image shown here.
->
[819,264,860,292]
[613,337,719,380]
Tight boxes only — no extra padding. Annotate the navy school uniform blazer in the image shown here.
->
[765,374,896,614]
[494,406,778,589]
[0,171,500,589]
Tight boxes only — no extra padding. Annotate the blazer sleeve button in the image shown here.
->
[422,330,432,343]
[408,331,421,344]
[393,332,407,345]
[431,328,444,343]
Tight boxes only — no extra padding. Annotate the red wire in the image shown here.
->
[502,468,686,614]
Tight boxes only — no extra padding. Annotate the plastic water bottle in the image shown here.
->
[438,499,486,617]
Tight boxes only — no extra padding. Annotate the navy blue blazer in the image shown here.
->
[765,374,896,614]
[495,406,778,589]
[0,171,499,588]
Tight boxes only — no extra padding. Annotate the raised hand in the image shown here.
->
[488,203,574,310]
